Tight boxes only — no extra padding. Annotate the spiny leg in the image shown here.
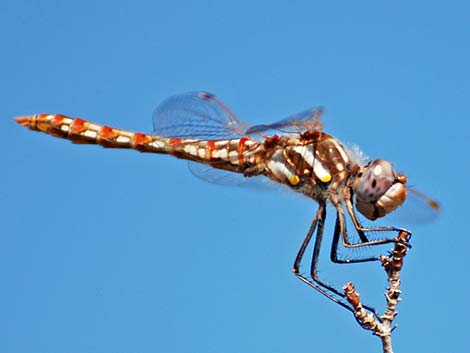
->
[327,209,384,317]
[344,197,411,248]
[293,202,353,313]
[308,205,381,317]
[330,206,395,265]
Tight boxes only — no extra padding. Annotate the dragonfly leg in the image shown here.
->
[326,207,385,316]
[345,196,411,247]
[330,205,396,265]
[293,202,354,313]
[293,202,384,317]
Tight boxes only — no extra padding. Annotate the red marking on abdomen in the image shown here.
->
[238,137,247,165]
[132,133,152,151]
[70,118,87,134]
[50,114,66,127]
[100,125,118,140]
[169,137,183,145]
[133,133,151,144]
[207,140,216,159]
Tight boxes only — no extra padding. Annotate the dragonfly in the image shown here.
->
[14,91,439,313]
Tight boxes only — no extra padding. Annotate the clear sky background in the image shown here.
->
[2,1,469,353]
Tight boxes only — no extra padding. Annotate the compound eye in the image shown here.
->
[356,159,397,203]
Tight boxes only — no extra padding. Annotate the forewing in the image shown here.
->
[152,91,250,139]
[388,188,440,225]
[246,106,323,135]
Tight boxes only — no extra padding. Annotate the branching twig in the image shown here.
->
[343,231,411,353]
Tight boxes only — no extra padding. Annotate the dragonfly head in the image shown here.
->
[354,159,407,221]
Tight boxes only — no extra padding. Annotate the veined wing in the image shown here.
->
[153,91,323,139]
[246,106,324,135]
[380,187,440,225]
[153,91,266,187]
[152,92,323,189]
[152,91,251,140]
[188,162,282,190]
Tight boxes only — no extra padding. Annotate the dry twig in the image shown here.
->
[343,231,411,353]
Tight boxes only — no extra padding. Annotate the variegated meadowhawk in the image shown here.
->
[14,91,439,313]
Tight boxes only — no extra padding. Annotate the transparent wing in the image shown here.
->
[153,91,275,188]
[246,106,324,135]
[152,91,250,139]
[153,91,323,138]
[153,92,324,190]
[388,187,440,225]
[189,162,285,190]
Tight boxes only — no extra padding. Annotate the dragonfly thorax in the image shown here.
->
[261,133,357,202]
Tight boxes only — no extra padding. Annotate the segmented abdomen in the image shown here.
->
[14,114,264,174]
[15,114,171,152]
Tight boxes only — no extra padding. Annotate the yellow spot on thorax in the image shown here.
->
[288,175,301,185]
[320,173,332,183]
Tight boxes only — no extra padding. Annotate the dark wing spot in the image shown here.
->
[371,179,377,188]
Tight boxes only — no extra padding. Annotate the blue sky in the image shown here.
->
[2,1,469,352]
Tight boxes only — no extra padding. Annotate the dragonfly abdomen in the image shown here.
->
[15,114,171,153]
[14,114,266,174]
[166,137,265,174]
